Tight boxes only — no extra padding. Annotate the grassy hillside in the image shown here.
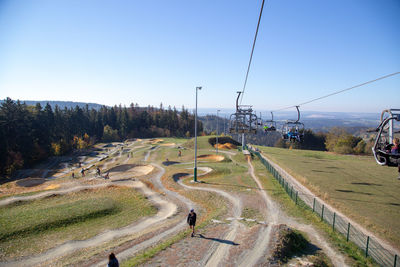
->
[255,146,400,249]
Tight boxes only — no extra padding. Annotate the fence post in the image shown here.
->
[290,185,293,198]
[295,191,298,205]
[313,198,315,212]
[321,205,324,221]
[394,254,397,267]
[365,236,370,257]
[333,213,336,231]
[347,223,351,241]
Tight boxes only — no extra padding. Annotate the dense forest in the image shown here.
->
[0,98,202,176]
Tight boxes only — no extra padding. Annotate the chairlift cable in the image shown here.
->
[272,71,400,112]
[239,0,266,105]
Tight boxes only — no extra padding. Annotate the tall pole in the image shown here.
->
[216,109,220,154]
[224,115,226,135]
[194,86,202,182]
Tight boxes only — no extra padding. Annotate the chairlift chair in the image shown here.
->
[372,109,400,167]
[282,106,305,142]
[263,112,277,132]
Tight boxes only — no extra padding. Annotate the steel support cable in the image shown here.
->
[239,0,266,105]
[272,71,400,112]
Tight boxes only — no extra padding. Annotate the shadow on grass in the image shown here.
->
[172,173,190,182]
[162,161,180,166]
[330,196,400,206]
[108,164,137,173]
[351,182,383,186]
[311,170,334,174]
[196,234,239,245]
[335,189,373,195]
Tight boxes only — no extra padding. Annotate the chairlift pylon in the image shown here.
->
[372,108,400,167]
[282,106,305,142]
[229,92,259,134]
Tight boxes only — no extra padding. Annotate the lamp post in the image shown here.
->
[216,109,220,154]
[194,86,202,182]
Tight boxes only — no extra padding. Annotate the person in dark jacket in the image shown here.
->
[108,252,119,267]
[187,209,197,237]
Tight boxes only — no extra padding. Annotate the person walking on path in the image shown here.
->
[187,209,197,237]
[108,252,119,267]
[80,168,85,177]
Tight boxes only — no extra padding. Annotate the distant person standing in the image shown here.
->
[96,167,101,177]
[80,168,85,177]
[71,172,75,178]
[108,252,119,267]
[178,150,182,157]
[187,209,197,237]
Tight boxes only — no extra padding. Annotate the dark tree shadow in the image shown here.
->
[172,173,190,182]
[336,189,373,195]
[351,182,382,186]
[162,161,180,166]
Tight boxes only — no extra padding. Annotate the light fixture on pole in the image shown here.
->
[216,109,220,154]
[194,86,202,182]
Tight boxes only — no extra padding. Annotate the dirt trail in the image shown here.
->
[237,157,278,267]
[92,163,197,266]
[175,167,243,267]
[2,179,177,267]
[245,156,348,267]
[0,183,111,207]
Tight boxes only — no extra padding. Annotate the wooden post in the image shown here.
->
[347,223,351,241]
[321,205,324,221]
[313,198,316,212]
[333,212,336,231]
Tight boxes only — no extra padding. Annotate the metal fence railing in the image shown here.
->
[247,146,398,267]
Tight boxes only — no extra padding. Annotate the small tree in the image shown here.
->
[354,140,366,154]
[102,125,120,142]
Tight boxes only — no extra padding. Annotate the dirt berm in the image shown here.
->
[208,136,241,149]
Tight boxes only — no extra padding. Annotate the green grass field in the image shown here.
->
[0,186,156,260]
[256,146,400,249]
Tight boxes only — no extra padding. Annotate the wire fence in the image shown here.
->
[247,146,398,267]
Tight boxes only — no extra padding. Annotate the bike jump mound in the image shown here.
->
[197,154,225,162]
[160,143,176,147]
[214,143,237,149]
[108,164,154,176]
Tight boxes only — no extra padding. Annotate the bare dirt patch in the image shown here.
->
[214,143,237,149]
[197,155,224,162]
[149,139,164,144]
[160,143,176,147]
[44,184,60,190]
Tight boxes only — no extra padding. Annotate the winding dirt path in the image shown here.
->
[175,167,243,267]
[1,179,177,267]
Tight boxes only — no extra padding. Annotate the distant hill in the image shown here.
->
[0,99,106,110]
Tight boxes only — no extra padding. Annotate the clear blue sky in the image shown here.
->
[0,0,399,113]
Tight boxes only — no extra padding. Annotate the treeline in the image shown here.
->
[274,127,374,155]
[0,98,202,176]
